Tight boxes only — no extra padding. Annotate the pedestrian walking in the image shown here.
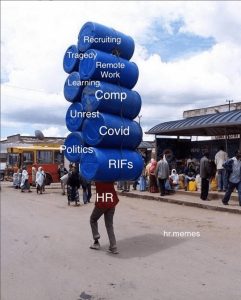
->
[20,167,32,193]
[79,172,92,204]
[32,164,37,187]
[222,150,241,206]
[200,152,211,201]
[155,155,170,196]
[90,182,119,254]
[36,166,45,194]
[58,163,68,195]
[215,146,228,192]
[67,165,80,206]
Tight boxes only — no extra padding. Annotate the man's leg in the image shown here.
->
[222,182,235,204]
[87,183,92,202]
[90,206,104,246]
[61,181,65,195]
[201,178,209,200]
[158,179,164,196]
[222,169,228,191]
[204,178,209,200]
[104,208,117,251]
[82,187,87,204]
[237,181,241,206]
[217,170,222,191]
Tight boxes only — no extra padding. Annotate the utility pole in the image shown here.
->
[226,99,234,111]
[138,115,142,125]
[225,100,234,154]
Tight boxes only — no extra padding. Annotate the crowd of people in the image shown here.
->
[12,163,92,205]
[9,148,241,255]
[117,147,241,207]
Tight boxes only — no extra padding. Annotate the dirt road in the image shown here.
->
[1,183,241,300]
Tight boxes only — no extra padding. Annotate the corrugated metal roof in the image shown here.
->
[138,141,155,148]
[147,110,241,136]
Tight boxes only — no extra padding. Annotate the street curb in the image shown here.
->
[118,191,241,215]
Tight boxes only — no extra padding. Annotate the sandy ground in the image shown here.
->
[1,182,241,300]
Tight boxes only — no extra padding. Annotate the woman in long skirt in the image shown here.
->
[147,159,159,193]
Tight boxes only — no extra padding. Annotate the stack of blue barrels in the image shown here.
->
[63,22,143,181]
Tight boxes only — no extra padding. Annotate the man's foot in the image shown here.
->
[90,241,100,250]
[107,248,119,254]
[222,200,229,205]
[28,190,32,193]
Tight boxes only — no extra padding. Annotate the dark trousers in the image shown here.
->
[83,183,92,204]
[201,178,209,200]
[158,178,166,196]
[223,181,241,205]
[90,206,117,249]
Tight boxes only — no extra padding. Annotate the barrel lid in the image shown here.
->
[80,150,98,180]
[65,102,84,132]
[81,86,99,112]
[82,115,104,146]
[78,22,95,52]
[79,50,97,80]
[64,72,83,102]
[63,45,79,73]
[64,132,83,162]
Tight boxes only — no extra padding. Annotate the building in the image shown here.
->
[146,103,241,172]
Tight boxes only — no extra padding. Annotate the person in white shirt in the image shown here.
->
[215,146,228,192]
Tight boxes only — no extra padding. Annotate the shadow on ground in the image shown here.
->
[103,233,186,259]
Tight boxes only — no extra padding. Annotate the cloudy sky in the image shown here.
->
[1,1,241,141]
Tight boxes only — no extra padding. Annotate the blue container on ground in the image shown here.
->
[80,148,144,181]
[63,45,79,74]
[81,82,141,119]
[78,22,135,60]
[79,49,139,89]
[66,102,84,132]
[82,113,142,149]
[64,72,84,102]
[64,132,84,163]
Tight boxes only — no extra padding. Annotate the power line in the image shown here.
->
[2,84,59,94]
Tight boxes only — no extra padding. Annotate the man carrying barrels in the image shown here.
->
[89,182,119,254]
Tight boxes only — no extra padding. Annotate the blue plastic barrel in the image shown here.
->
[78,22,135,60]
[81,82,141,119]
[64,132,84,162]
[82,113,142,149]
[79,50,139,89]
[63,45,79,74]
[64,72,84,102]
[65,102,85,132]
[80,148,144,181]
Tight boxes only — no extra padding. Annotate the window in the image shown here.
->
[37,151,53,164]
[8,154,19,167]
[22,152,34,165]
[54,150,64,164]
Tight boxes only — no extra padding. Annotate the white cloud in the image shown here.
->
[42,126,68,138]
[1,1,241,140]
